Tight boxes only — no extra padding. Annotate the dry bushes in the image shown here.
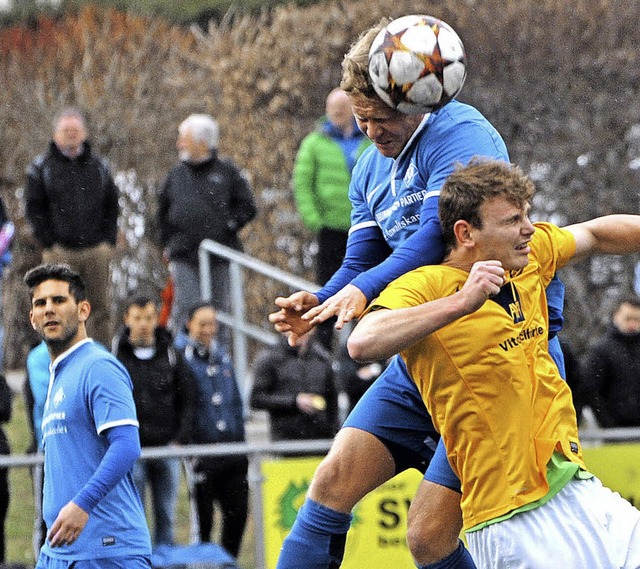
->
[189,0,640,353]
[0,6,207,365]
[2,0,640,366]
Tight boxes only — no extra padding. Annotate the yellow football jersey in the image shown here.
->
[371,223,585,529]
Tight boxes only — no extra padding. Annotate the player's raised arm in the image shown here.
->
[348,260,505,362]
[567,214,640,262]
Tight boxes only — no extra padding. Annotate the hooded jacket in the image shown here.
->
[250,337,339,441]
[293,118,370,233]
[174,333,246,444]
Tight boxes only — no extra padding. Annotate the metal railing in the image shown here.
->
[0,439,334,569]
[3,424,640,568]
[2,424,639,471]
[197,238,320,398]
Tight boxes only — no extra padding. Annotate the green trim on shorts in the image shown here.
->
[467,452,594,533]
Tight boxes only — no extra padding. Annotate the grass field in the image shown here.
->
[4,391,256,568]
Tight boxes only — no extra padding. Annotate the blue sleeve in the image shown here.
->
[545,274,565,335]
[351,203,445,302]
[73,424,140,513]
[315,225,391,304]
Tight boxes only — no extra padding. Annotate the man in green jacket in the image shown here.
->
[293,88,370,349]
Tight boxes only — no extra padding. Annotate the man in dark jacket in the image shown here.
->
[582,295,640,427]
[157,113,257,335]
[250,331,339,442]
[25,108,119,347]
[113,294,194,546]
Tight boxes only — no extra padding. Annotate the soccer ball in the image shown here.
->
[368,15,467,114]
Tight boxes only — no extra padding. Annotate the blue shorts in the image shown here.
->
[343,355,460,489]
[36,552,152,569]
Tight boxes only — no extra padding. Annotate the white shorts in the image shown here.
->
[466,477,640,568]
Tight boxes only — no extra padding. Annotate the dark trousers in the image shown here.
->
[190,456,249,558]
[316,228,348,351]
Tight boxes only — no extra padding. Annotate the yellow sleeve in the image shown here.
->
[365,267,438,315]
[531,223,577,284]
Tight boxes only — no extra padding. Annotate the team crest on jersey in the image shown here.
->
[490,281,525,323]
[403,162,418,186]
[53,387,65,408]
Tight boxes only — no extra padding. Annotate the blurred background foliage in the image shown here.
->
[1,0,640,370]
[0,0,324,26]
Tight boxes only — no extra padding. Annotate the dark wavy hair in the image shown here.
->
[24,263,87,303]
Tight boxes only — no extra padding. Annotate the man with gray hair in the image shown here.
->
[158,113,257,335]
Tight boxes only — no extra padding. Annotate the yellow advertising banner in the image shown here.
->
[260,444,640,568]
[260,456,422,569]
[583,442,640,508]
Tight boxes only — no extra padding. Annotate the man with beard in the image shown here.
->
[25,263,151,569]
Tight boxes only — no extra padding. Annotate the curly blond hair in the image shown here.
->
[340,18,391,99]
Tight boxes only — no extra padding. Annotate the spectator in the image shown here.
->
[158,113,257,336]
[25,108,119,348]
[0,372,11,564]
[250,331,339,443]
[24,263,151,568]
[175,302,248,558]
[23,340,50,557]
[582,295,640,427]
[112,294,194,546]
[293,88,370,350]
[0,198,13,276]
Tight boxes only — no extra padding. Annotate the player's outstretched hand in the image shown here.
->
[459,260,505,313]
[302,284,367,330]
[269,291,319,346]
[48,501,89,547]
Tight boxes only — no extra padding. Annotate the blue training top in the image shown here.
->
[26,340,50,451]
[41,339,151,560]
[317,100,509,304]
[315,99,565,332]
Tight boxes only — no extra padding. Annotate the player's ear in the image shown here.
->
[453,220,474,246]
[78,300,91,323]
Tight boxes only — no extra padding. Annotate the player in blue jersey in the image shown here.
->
[25,263,152,569]
[269,17,566,569]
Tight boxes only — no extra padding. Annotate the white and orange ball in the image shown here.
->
[368,15,467,114]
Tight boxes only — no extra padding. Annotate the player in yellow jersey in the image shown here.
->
[348,159,640,568]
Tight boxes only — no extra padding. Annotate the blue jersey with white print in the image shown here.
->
[348,100,509,251]
[41,339,151,560]
[317,100,510,305]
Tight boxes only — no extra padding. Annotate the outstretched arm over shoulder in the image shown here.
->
[567,214,640,263]
[348,260,506,362]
